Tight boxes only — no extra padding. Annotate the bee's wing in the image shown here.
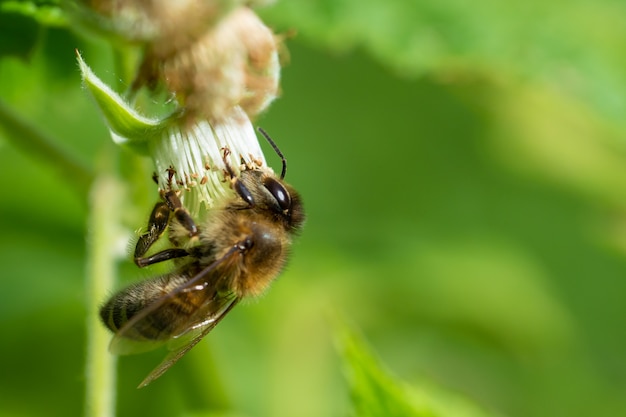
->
[109,245,240,356]
[137,296,240,388]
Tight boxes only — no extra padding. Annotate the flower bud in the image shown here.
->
[138,7,280,122]
[72,0,243,49]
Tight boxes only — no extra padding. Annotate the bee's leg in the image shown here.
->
[135,248,190,268]
[134,202,171,266]
[162,190,199,237]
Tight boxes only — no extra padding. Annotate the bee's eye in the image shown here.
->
[263,177,291,211]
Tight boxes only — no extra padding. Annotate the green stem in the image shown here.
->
[85,172,123,417]
[0,99,94,196]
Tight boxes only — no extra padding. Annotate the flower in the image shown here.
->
[68,0,246,47]
[150,107,266,213]
[131,7,281,124]
[69,2,281,124]
[78,52,267,214]
[75,1,284,214]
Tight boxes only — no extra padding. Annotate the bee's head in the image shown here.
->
[226,128,305,233]
[230,168,304,233]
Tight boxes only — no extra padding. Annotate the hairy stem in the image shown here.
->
[0,99,94,196]
[85,172,123,417]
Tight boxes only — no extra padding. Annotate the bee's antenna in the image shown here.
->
[257,127,287,180]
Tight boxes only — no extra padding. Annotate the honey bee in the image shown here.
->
[100,128,305,387]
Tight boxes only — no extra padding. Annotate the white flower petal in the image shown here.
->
[151,106,267,212]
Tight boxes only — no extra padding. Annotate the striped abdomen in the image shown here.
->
[100,272,211,341]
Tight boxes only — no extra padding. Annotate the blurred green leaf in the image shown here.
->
[411,238,576,354]
[1,1,65,24]
[0,1,66,59]
[263,0,626,128]
[181,412,250,417]
[339,324,498,417]
[0,10,40,59]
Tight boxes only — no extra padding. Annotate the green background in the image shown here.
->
[1,1,626,416]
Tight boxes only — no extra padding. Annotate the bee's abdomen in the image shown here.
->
[100,290,147,333]
[100,274,192,340]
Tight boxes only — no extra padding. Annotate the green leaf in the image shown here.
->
[339,325,499,417]
[0,1,67,59]
[0,1,66,25]
[263,0,626,129]
[76,51,169,154]
[0,10,39,59]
